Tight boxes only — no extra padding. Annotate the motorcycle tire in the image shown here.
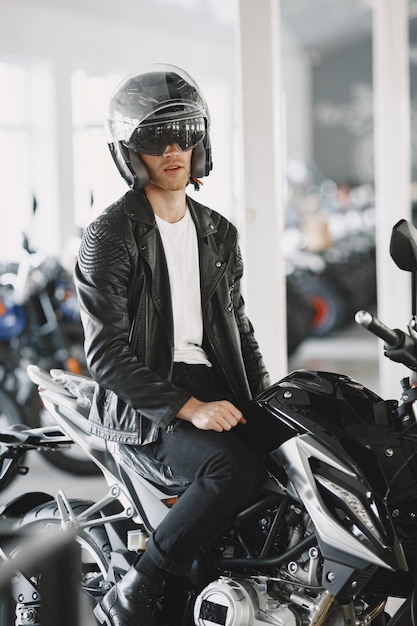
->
[286,278,316,355]
[0,388,28,492]
[298,277,347,337]
[0,387,25,430]
[0,499,111,625]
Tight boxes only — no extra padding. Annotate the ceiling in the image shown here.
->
[34,0,236,35]
[27,0,417,55]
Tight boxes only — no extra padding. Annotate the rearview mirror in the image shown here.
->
[390,219,417,271]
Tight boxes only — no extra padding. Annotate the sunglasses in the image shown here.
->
[125,117,206,156]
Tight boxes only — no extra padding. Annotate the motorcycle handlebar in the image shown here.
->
[355,310,402,347]
[355,310,417,371]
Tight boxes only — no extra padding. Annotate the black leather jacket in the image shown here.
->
[74,189,270,445]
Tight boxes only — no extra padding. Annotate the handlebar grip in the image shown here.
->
[355,310,402,347]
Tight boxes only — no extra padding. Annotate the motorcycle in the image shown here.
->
[1,219,417,624]
[0,233,97,477]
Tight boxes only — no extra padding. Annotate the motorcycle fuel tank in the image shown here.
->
[251,369,397,496]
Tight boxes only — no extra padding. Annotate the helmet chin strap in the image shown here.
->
[189,177,203,191]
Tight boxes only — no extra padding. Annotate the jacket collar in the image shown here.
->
[123,189,218,239]
[123,188,224,333]
[123,189,156,226]
[187,198,219,238]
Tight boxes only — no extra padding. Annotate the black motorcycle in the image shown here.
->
[1,219,417,624]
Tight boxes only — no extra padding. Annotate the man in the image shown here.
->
[75,64,270,626]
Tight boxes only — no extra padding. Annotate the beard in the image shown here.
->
[139,150,192,192]
[149,173,189,191]
[149,165,190,191]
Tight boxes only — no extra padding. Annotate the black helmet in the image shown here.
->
[106,64,213,190]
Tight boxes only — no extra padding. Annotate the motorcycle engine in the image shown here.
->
[193,577,298,626]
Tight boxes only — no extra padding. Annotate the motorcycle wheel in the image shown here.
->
[0,388,28,491]
[0,499,111,625]
[299,277,346,337]
[0,387,25,429]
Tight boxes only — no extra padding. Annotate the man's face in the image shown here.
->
[140,144,192,192]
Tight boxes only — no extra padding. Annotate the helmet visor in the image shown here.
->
[125,116,206,156]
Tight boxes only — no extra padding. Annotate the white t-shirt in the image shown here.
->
[155,208,211,366]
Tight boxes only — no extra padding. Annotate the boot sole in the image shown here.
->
[93,602,111,626]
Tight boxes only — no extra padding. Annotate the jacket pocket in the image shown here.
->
[88,386,141,444]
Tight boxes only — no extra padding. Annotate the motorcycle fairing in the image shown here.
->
[254,369,417,553]
[273,433,407,573]
[253,369,396,494]
[256,369,390,428]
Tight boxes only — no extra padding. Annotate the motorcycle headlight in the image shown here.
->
[315,474,386,548]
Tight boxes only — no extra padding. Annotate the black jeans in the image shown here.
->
[143,362,266,575]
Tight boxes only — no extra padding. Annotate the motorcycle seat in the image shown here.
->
[27,365,104,443]
[110,442,190,495]
[27,365,190,494]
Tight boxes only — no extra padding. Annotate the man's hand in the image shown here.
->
[177,397,246,432]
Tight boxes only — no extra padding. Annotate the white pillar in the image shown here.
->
[372,0,411,397]
[54,63,78,256]
[237,0,287,382]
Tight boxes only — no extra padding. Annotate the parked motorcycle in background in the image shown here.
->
[0,233,97,477]
[285,159,377,350]
[1,219,417,624]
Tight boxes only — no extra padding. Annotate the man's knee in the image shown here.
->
[220,446,265,493]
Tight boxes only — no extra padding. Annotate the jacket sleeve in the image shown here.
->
[75,218,191,428]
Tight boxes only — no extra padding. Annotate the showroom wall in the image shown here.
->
[0,0,240,258]
[313,19,417,186]
[0,0,311,259]
[0,0,415,387]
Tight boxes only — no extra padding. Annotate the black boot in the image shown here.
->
[94,566,159,626]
